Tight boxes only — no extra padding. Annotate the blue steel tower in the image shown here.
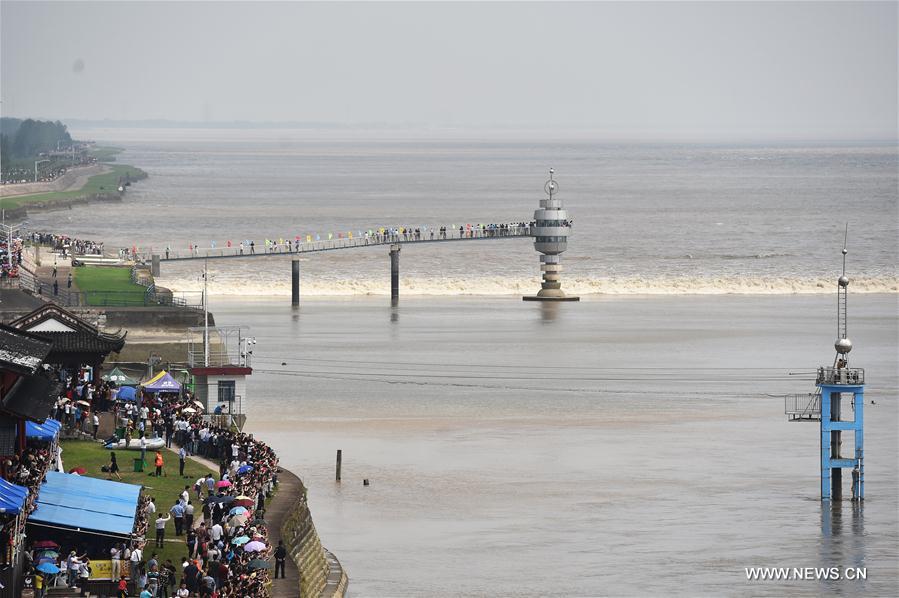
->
[786,227,864,501]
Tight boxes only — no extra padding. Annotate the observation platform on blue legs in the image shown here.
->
[816,367,864,501]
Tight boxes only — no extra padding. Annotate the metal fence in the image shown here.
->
[785,393,821,421]
[816,367,864,386]
[16,268,202,309]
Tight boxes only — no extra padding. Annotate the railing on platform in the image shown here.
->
[140,225,537,261]
[816,367,864,385]
[785,393,821,421]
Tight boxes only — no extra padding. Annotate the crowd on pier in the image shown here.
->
[168,219,566,258]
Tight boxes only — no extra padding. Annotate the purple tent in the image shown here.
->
[142,372,182,393]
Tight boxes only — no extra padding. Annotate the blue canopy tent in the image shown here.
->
[27,471,141,538]
[142,371,181,393]
[0,477,29,515]
[25,418,62,442]
[116,386,137,401]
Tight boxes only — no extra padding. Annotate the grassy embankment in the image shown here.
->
[1,163,147,210]
[60,439,216,568]
[91,145,126,162]
[73,266,148,306]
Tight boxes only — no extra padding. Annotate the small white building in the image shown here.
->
[186,326,253,428]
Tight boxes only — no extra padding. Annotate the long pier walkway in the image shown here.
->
[146,225,534,262]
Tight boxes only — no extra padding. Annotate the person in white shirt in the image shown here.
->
[146,497,156,516]
[155,513,171,547]
[210,522,223,542]
[92,412,100,439]
[129,543,142,579]
[110,543,122,582]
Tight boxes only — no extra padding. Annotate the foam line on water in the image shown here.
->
[154,274,899,297]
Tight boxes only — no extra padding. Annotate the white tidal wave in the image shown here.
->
[155,274,899,297]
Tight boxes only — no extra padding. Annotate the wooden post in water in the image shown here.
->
[389,244,400,305]
[336,449,342,482]
[291,258,300,307]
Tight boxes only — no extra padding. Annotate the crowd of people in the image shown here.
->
[28,231,104,257]
[96,391,281,597]
[163,219,562,258]
[0,416,57,570]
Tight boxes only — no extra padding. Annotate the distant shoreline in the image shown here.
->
[0,146,147,219]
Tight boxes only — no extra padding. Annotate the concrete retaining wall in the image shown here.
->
[280,481,346,597]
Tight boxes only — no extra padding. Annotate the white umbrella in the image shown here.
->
[182,407,196,414]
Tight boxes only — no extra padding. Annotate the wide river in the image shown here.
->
[218,294,897,597]
[25,128,899,595]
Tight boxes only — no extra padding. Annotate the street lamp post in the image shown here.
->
[33,159,50,183]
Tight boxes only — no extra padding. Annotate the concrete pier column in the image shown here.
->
[151,254,160,277]
[291,258,300,307]
[390,244,400,305]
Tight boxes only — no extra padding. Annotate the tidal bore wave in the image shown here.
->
[156,275,899,297]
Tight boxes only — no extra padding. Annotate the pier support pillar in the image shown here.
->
[151,254,160,277]
[831,393,842,500]
[390,244,400,305]
[291,258,300,307]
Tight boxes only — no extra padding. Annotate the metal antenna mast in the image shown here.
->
[834,224,851,367]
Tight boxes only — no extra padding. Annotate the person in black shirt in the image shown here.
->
[274,540,287,578]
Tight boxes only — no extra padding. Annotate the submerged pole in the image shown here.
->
[390,244,400,305]
[291,258,300,307]
[336,449,342,482]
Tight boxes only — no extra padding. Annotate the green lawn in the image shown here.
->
[90,146,125,162]
[73,266,148,306]
[1,164,146,210]
[60,439,217,568]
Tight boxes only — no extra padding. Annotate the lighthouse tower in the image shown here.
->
[785,226,864,500]
[523,169,579,302]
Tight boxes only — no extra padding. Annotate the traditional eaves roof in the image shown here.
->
[0,324,52,376]
[9,304,126,356]
[1,371,60,422]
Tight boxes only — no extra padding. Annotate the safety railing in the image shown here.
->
[140,225,537,261]
[785,393,821,421]
[816,367,864,386]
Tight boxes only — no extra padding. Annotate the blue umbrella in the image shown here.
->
[237,465,253,475]
[228,506,248,516]
[36,562,60,574]
[117,386,137,401]
[232,535,250,546]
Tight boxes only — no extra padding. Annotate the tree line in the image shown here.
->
[1,117,74,173]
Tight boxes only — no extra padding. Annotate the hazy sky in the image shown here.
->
[1,1,896,140]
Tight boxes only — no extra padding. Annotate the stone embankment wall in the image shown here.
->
[281,479,347,597]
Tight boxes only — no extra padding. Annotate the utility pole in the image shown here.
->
[203,259,210,367]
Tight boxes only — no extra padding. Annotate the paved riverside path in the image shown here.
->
[181,452,301,597]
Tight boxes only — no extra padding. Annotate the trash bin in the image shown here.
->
[115,427,125,440]
[133,458,143,472]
